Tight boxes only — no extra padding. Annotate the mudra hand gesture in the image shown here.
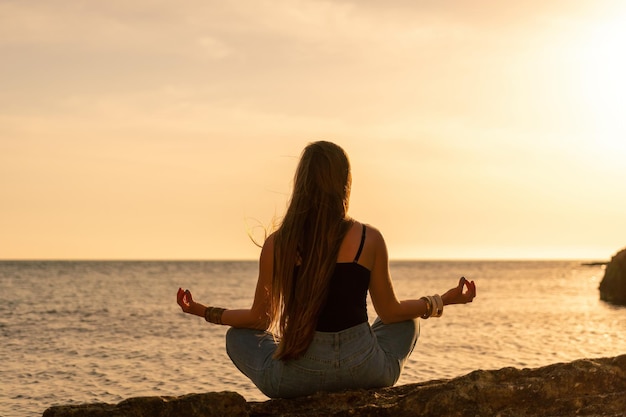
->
[442,277,476,306]
[177,288,194,313]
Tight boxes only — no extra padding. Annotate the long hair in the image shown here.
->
[270,141,352,360]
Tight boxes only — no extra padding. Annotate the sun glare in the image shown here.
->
[576,14,626,148]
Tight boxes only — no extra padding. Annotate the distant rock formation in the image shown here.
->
[600,247,626,305]
[43,354,626,417]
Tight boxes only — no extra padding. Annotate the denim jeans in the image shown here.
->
[225,318,420,398]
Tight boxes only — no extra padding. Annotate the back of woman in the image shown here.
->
[176,141,476,398]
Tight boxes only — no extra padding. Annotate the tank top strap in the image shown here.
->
[353,224,367,263]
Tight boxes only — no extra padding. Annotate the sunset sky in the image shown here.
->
[1,0,625,260]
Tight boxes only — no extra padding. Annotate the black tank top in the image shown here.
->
[316,224,370,332]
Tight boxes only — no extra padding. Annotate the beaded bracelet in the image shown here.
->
[420,295,444,319]
[204,307,226,324]
[431,294,444,317]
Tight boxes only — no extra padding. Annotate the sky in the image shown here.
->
[1,0,625,261]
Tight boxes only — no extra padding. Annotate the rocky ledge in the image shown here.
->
[43,354,626,417]
[600,247,626,305]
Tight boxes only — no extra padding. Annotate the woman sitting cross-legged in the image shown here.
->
[176,140,476,398]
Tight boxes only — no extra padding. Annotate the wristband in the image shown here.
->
[204,307,226,324]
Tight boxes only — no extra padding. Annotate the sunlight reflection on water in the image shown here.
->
[1,260,624,417]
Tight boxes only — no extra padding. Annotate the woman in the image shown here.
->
[176,141,476,398]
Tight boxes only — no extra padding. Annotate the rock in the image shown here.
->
[43,355,626,417]
[42,392,249,417]
[600,247,626,305]
[250,355,626,416]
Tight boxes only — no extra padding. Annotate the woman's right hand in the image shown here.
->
[177,288,194,313]
[441,277,476,306]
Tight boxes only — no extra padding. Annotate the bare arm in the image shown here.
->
[176,235,274,330]
[368,228,476,323]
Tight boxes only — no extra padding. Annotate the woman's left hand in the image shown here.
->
[177,287,194,313]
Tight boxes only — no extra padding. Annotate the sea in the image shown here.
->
[1,260,625,417]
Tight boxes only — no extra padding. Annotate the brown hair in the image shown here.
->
[270,141,352,360]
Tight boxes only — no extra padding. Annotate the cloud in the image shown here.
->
[2,0,623,134]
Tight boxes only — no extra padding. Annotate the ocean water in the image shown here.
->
[1,260,625,417]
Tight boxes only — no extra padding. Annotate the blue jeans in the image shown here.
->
[225,318,420,398]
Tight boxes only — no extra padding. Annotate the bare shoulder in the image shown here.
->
[263,231,276,247]
[259,232,276,262]
[350,221,388,269]
[257,232,276,279]
[361,223,386,247]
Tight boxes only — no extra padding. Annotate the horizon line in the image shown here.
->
[0,257,609,263]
